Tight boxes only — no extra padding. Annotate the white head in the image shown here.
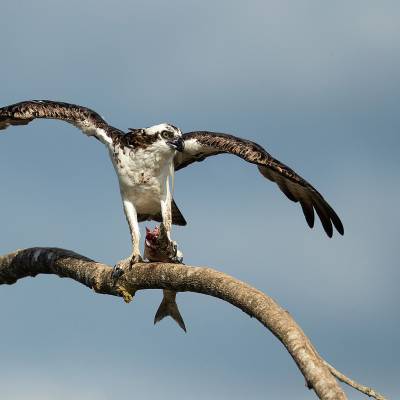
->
[144,123,185,152]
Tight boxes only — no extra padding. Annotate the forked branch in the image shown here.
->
[0,247,387,400]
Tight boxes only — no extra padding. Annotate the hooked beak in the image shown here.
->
[167,137,185,152]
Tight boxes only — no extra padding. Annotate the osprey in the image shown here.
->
[0,100,344,271]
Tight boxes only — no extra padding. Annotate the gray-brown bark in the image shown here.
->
[0,247,387,400]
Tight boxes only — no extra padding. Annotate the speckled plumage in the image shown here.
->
[0,100,186,264]
[175,131,344,237]
[0,100,343,266]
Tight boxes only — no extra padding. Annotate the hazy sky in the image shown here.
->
[0,1,399,399]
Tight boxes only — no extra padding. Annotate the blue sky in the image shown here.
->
[0,1,399,399]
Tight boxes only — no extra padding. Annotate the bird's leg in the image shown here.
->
[113,198,142,278]
[160,181,183,264]
[160,184,172,242]
[159,223,184,263]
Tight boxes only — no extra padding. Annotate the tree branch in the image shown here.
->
[0,247,387,400]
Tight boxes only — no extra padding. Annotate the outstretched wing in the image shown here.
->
[175,131,343,237]
[0,100,123,144]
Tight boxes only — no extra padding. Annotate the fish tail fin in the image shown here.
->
[154,290,186,332]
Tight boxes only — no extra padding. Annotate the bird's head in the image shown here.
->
[145,123,185,152]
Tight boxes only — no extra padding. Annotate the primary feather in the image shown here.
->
[175,131,343,237]
[0,100,344,239]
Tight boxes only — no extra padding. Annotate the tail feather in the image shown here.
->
[137,199,187,226]
[154,290,186,332]
[171,199,187,226]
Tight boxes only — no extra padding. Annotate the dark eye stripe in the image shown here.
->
[162,130,174,139]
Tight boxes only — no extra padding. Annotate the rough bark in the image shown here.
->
[0,247,387,400]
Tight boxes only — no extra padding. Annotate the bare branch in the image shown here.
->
[323,360,387,400]
[0,247,387,400]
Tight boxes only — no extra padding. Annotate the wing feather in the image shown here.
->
[300,198,315,228]
[175,131,343,237]
[0,100,123,144]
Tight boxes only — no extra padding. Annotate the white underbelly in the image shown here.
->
[108,144,173,215]
[113,162,166,215]
[121,179,162,214]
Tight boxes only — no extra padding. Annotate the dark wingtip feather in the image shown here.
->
[329,207,344,235]
[310,193,345,237]
[313,200,334,237]
[0,117,31,130]
[300,200,315,229]
[318,198,344,236]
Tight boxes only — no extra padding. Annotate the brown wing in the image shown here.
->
[0,100,123,144]
[175,131,343,237]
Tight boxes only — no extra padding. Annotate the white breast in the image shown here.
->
[109,142,175,214]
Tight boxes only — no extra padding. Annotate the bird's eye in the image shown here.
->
[161,130,174,140]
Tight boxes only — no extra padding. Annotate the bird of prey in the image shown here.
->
[0,100,344,273]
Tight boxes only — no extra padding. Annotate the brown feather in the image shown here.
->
[175,131,343,237]
[0,100,124,143]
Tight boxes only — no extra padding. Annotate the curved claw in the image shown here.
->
[112,265,124,279]
[112,254,143,279]
[171,244,184,264]
[171,254,184,264]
